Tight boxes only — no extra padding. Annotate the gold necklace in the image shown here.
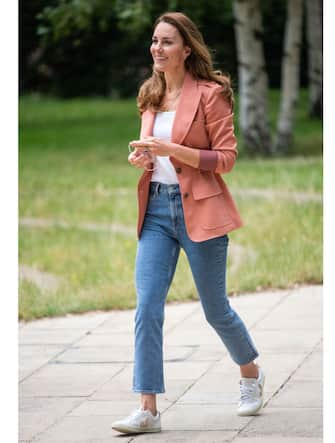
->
[166,88,182,99]
[160,89,181,111]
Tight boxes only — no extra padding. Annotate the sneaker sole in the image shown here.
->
[237,399,264,416]
[112,424,161,434]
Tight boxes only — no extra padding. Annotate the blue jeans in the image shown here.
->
[133,182,259,394]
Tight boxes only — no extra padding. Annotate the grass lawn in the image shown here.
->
[19,90,323,320]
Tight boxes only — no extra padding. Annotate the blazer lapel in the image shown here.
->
[139,71,201,145]
[171,71,201,145]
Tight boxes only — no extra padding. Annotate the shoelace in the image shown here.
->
[129,408,153,424]
[128,408,142,420]
[239,381,259,402]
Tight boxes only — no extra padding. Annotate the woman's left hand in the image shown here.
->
[129,136,176,157]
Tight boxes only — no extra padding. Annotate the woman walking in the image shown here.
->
[112,11,265,434]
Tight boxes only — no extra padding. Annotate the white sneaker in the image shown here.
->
[237,367,265,416]
[111,407,161,434]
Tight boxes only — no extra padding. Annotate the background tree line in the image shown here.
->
[20,0,322,154]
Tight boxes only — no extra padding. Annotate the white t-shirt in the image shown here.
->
[150,111,179,185]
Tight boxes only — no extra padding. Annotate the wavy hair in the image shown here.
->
[137,12,233,113]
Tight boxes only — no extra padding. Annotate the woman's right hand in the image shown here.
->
[128,149,155,170]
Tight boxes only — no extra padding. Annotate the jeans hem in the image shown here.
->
[133,388,165,394]
[235,351,259,366]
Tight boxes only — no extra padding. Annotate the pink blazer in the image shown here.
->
[136,71,243,242]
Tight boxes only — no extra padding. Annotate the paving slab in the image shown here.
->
[249,329,321,353]
[232,439,322,443]
[33,416,131,442]
[186,343,227,361]
[21,311,111,330]
[19,363,124,397]
[254,287,322,332]
[239,407,322,438]
[293,347,322,380]
[19,328,89,346]
[163,361,213,380]
[52,345,136,364]
[75,332,135,347]
[19,397,83,441]
[52,344,197,364]
[269,379,322,408]
[132,430,238,442]
[68,400,140,417]
[88,365,194,407]
[161,404,252,431]
[164,326,225,346]
[19,344,65,381]
[19,285,323,442]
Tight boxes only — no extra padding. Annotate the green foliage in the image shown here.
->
[114,0,153,35]
[37,0,160,44]
[36,0,234,41]
[21,0,311,97]
[37,0,116,42]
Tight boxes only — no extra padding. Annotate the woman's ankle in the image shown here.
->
[141,404,157,416]
[240,361,259,378]
[140,395,157,415]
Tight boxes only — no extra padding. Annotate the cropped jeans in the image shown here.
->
[133,182,259,394]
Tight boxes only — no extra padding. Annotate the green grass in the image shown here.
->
[19,90,323,320]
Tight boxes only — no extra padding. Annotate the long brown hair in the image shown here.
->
[137,12,233,113]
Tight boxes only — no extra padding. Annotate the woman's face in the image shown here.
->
[150,22,191,73]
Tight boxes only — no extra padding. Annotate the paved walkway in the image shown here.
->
[19,285,322,442]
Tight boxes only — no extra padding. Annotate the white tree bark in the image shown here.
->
[274,0,303,152]
[306,0,323,117]
[233,0,272,154]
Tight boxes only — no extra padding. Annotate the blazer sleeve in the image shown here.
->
[198,84,238,174]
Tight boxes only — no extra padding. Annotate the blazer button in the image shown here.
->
[183,192,189,199]
[175,167,182,174]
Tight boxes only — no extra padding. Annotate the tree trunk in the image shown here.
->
[274,0,303,153]
[233,0,272,155]
[306,0,323,118]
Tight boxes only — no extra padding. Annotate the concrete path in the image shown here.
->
[19,285,323,442]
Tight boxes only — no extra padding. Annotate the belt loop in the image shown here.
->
[154,182,160,196]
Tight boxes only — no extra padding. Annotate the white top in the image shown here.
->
[150,111,179,185]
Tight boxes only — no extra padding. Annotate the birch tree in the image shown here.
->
[233,0,272,154]
[274,0,303,153]
[306,0,323,118]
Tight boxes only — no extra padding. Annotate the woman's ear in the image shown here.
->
[184,46,191,59]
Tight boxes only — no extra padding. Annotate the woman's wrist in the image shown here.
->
[169,143,200,169]
[170,143,180,157]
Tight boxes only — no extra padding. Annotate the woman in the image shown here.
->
[112,12,265,435]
